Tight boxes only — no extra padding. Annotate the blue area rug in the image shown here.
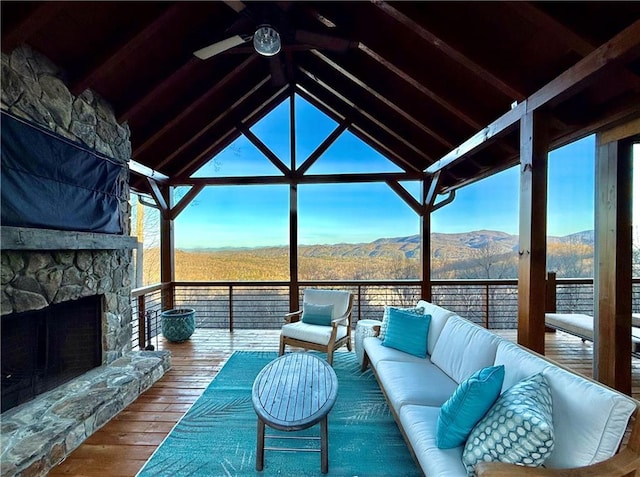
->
[137,351,420,476]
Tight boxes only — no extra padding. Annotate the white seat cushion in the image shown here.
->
[545,313,593,338]
[281,321,347,346]
[376,360,458,408]
[363,336,428,368]
[399,404,468,477]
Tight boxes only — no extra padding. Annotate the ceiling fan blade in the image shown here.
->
[193,35,250,59]
[294,30,353,52]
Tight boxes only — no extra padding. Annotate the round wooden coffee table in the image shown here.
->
[252,353,338,473]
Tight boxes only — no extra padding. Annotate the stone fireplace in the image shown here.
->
[1,228,138,413]
[0,46,170,476]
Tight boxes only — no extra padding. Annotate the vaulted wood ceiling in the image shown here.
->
[2,1,640,196]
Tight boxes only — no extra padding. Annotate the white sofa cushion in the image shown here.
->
[494,340,551,392]
[376,360,458,408]
[363,336,428,368]
[416,300,458,355]
[541,364,637,468]
[280,321,347,345]
[399,404,467,477]
[430,316,502,383]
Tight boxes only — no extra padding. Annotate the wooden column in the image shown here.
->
[289,92,299,311]
[517,110,549,354]
[593,136,633,394]
[421,176,432,301]
[159,184,175,310]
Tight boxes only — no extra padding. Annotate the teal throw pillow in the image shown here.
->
[379,305,425,341]
[436,365,505,449]
[301,303,334,326]
[462,372,554,476]
[382,308,431,358]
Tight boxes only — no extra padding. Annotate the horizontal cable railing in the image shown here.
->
[130,278,640,349]
[131,283,168,350]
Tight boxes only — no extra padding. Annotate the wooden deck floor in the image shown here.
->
[49,328,640,476]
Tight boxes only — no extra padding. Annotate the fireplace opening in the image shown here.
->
[1,295,103,413]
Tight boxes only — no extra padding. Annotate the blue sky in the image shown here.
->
[171,95,636,249]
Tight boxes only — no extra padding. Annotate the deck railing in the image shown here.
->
[130,278,640,350]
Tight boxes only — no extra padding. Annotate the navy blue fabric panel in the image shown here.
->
[1,112,124,233]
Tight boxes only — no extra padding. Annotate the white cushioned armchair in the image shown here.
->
[278,289,353,365]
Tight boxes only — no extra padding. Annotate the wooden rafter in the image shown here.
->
[71,3,182,95]
[356,43,482,130]
[1,3,64,50]
[427,18,640,176]
[297,66,433,164]
[372,1,526,102]
[295,84,422,174]
[311,50,454,149]
[507,2,595,56]
[118,57,201,122]
[156,76,272,170]
[174,86,290,179]
[134,55,259,158]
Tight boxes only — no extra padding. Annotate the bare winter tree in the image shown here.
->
[461,241,517,279]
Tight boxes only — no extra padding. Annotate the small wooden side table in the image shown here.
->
[252,353,338,473]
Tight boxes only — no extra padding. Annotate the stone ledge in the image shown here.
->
[0,350,171,477]
[1,226,138,251]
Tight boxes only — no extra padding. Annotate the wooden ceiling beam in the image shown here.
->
[134,54,259,158]
[507,2,596,57]
[427,19,640,175]
[156,76,272,170]
[2,3,64,50]
[71,3,183,95]
[224,1,246,13]
[373,1,526,102]
[174,86,289,179]
[295,82,422,173]
[385,179,423,215]
[357,43,482,130]
[173,171,423,187]
[239,124,291,176]
[118,57,201,122]
[297,121,350,175]
[298,66,433,165]
[311,50,455,149]
[169,184,205,220]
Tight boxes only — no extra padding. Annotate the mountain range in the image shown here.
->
[186,229,595,261]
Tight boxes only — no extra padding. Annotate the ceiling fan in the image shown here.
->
[193,2,353,63]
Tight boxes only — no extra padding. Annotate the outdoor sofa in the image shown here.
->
[361,300,640,476]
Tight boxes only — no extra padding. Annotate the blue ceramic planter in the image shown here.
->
[161,308,195,342]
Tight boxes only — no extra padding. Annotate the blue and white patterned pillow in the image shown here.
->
[462,372,554,476]
[379,306,425,341]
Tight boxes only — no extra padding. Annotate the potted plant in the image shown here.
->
[161,308,196,342]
